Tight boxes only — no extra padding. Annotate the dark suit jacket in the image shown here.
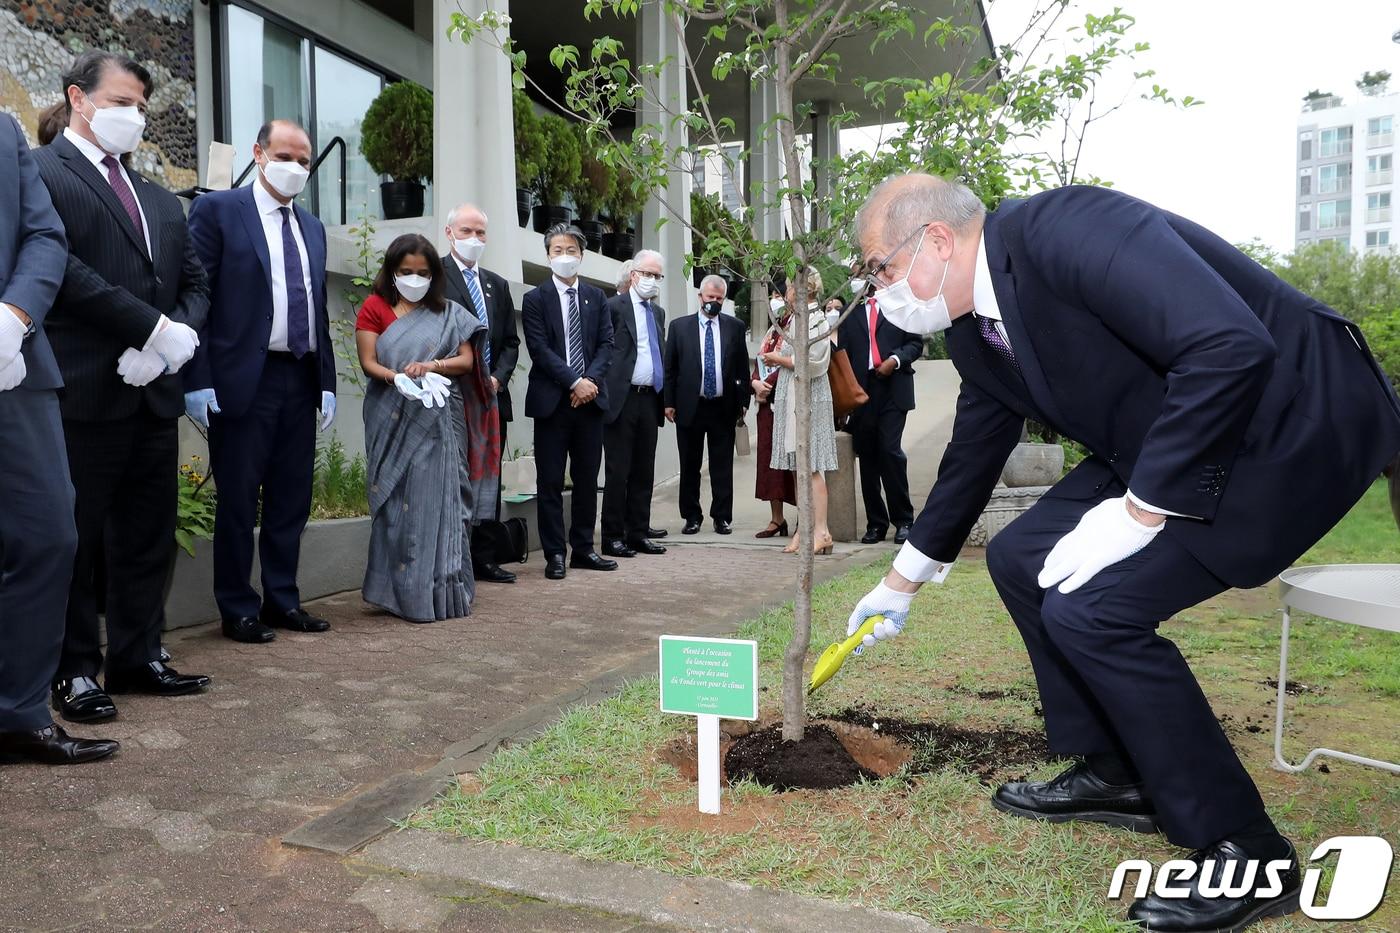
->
[522,278,614,419]
[443,259,520,422]
[33,134,209,421]
[603,291,666,426]
[663,312,751,428]
[184,185,337,419]
[837,299,923,414]
[0,115,66,391]
[912,185,1400,588]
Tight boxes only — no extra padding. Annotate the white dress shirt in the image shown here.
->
[252,180,316,353]
[861,297,901,371]
[697,311,723,395]
[64,128,151,257]
[629,287,655,387]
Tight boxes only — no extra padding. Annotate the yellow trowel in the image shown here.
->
[807,615,883,695]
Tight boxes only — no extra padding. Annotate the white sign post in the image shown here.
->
[659,636,759,815]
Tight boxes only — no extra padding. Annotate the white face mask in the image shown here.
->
[261,158,309,198]
[634,275,660,299]
[549,255,582,280]
[850,277,869,296]
[871,227,952,335]
[453,236,486,264]
[394,274,432,303]
[769,296,788,314]
[84,102,146,155]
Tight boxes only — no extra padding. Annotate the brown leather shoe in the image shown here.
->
[0,723,119,765]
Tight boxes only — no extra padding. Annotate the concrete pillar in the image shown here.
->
[747,76,783,331]
[638,4,692,318]
[432,0,523,283]
[828,433,858,542]
[811,102,839,232]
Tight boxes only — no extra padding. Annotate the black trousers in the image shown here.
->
[676,397,736,524]
[0,390,77,729]
[470,418,508,567]
[851,379,913,530]
[533,401,603,558]
[602,387,660,541]
[207,354,318,621]
[60,407,177,679]
[985,484,1269,849]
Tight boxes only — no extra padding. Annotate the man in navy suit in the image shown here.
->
[521,224,615,580]
[186,120,338,644]
[0,113,117,765]
[845,174,1400,932]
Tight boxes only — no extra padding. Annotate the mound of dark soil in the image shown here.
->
[725,723,879,791]
[830,707,1049,783]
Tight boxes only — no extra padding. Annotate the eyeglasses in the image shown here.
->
[636,270,664,281]
[861,222,931,288]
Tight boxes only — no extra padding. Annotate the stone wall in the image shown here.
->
[1,0,197,190]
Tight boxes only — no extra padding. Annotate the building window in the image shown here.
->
[1366,230,1390,249]
[1299,172,1311,196]
[1298,208,1311,232]
[1319,126,1353,158]
[1317,199,1351,230]
[1318,162,1351,194]
[1299,134,1312,162]
[1368,116,1393,148]
[1367,192,1391,224]
[220,2,389,224]
[1368,153,1393,186]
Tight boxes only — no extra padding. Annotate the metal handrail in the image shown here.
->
[228,135,348,223]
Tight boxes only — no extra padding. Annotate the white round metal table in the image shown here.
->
[1274,564,1400,774]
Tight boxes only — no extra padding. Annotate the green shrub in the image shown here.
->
[512,90,546,192]
[572,122,614,220]
[536,113,581,206]
[360,81,434,183]
[312,436,369,520]
[1359,305,1400,391]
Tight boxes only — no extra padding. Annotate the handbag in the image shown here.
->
[735,421,751,456]
[495,516,529,565]
[827,346,869,420]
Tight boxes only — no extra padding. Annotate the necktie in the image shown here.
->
[463,266,492,370]
[280,206,310,358]
[867,297,882,369]
[642,299,663,391]
[702,319,718,398]
[977,313,1018,371]
[566,287,586,377]
[101,156,145,249]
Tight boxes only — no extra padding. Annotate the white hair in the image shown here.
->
[446,203,489,229]
[632,248,665,268]
[699,273,728,296]
[616,260,634,293]
[856,174,985,251]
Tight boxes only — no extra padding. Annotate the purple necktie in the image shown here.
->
[977,313,1019,371]
[280,207,311,358]
[101,155,145,248]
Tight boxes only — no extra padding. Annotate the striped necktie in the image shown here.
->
[463,265,492,369]
[566,287,586,377]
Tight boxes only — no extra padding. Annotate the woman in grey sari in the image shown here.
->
[355,234,491,622]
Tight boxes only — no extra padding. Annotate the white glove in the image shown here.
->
[1037,496,1164,594]
[845,581,916,655]
[319,391,336,432]
[0,304,25,368]
[0,352,26,392]
[117,347,167,387]
[421,371,452,408]
[149,317,199,372]
[185,388,220,428]
[394,372,427,404]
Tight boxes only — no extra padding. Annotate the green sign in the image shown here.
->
[658,636,758,720]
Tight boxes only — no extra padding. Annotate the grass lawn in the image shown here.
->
[413,483,1400,932]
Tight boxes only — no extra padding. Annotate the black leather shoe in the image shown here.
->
[0,723,119,765]
[545,555,567,580]
[263,607,330,633]
[628,538,667,555]
[106,661,211,696]
[1126,839,1301,931]
[991,760,1160,833]
[682,519,702,535]
[51,677,117,724]
[861,526,888,544]
[713,520,732,535]
[646,526,668,538]
[158,646,172,663]
[570,551,618,571]
[223,616,276,643]
[602,539,637,558]
[475,562,518,583]
[894,523,912,544]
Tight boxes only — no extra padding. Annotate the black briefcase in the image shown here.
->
[496,516,529,565]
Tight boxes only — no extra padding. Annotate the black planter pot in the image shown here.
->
[516,188,533,228]
[602,230,634,261]
[380,180,425,220]
[576,219,606,253]
[531,204,573,234]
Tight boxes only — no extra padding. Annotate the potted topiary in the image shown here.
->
[360,81,433,219]
[602,164,644,260]
[531,112,581,233]
[512,90,545,227]
[571,122,614,252]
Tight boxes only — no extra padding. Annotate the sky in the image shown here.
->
[974,0,1400,252]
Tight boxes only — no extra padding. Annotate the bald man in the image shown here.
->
[843,174,1400,932]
